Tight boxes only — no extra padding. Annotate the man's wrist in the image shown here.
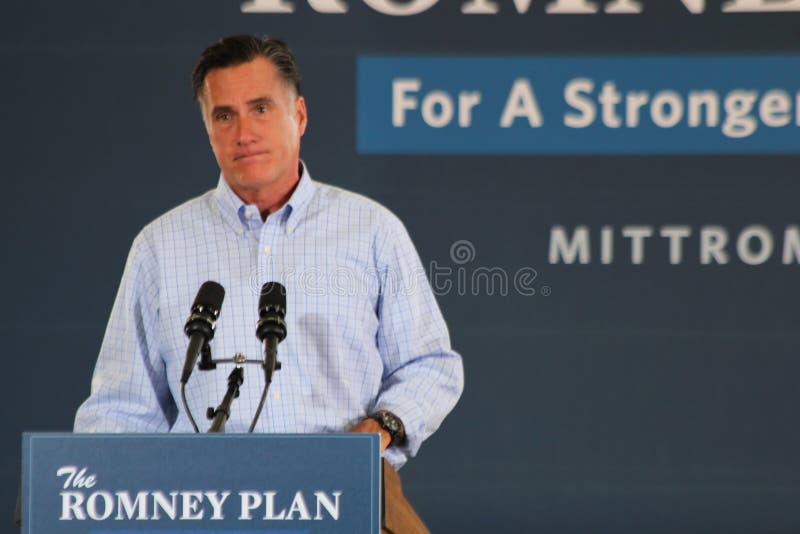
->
[368,410,406,447]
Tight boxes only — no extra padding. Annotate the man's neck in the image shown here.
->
[256,180,299,221]
[232,173,301,221]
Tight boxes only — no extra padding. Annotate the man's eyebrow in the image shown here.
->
[247,96,275,106]
[211,105,235,115]
[209,97,274,116]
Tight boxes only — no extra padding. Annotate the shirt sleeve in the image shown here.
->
[371,213,465,469]
[73,229,177,432]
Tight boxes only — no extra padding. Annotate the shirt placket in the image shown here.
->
[256,211,286,294]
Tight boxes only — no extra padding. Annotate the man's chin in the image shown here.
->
[226,172,283,191]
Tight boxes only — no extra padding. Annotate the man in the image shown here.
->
[74,35,463,468]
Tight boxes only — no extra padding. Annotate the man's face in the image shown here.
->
[200,57,307,197]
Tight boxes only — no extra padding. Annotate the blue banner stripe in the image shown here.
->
[357,55,800,154]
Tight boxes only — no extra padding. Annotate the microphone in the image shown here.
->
[181,281,225,384]
[248,282,286,432]
[256,282,287,374]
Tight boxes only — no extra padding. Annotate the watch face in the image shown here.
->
[385,418,399,432]
[375,413,398,434]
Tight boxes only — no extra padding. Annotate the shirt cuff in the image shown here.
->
[373,399,427,470]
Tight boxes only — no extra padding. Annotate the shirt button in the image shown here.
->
[236,228,243,236]
[272,392,281,400]
[263,246,271,255]
[287,226,295,234]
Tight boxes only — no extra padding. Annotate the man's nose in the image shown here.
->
[236,116,257,145]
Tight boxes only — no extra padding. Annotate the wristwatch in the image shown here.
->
[369,411,406,447]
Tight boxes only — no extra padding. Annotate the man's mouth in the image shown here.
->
[234,150,269,161]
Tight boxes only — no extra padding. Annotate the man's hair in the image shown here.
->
[191,34,302,101]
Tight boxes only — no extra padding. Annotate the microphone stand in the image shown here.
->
[263,336,282,386]
[198,343,216,371]
[206,366,244,433]
[181,342,215,433]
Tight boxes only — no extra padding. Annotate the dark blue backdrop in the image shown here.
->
[3,1,800,532]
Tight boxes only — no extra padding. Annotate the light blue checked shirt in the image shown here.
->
[74,164,463,467]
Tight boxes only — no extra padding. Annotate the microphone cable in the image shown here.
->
[181,382,201,433]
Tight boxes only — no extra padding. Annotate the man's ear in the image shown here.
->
[295,96,308,136]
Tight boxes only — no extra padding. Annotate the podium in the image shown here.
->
[20,433,429,533]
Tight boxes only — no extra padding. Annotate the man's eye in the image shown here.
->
[216,112,231,121]
[256,105,267,113]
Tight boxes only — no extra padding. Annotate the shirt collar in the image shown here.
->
[286,161,315,223]
[213,161,316,235]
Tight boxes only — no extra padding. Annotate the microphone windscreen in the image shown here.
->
[193,281,225,313]
[259,282,287,315]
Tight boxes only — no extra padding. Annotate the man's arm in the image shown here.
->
[365,213,464,468]
[74,230,176,432]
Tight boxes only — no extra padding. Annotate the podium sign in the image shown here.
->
[22,433,381,533]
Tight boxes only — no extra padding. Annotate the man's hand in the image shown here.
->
[351,418,391,452]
